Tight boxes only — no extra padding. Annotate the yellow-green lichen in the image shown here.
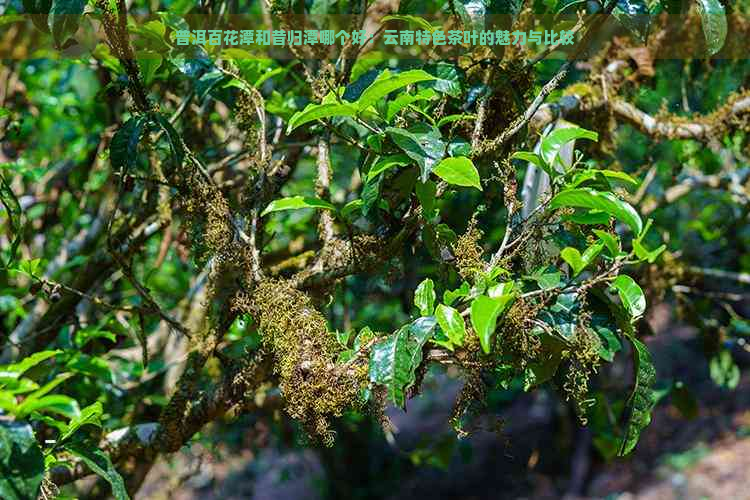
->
[179,180,234,264]
[497,299,542,371]
[561,326,602,424]
[452,217,485,280]
[233,280,368,445]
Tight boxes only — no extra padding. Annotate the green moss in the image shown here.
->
[497,300,542,371]
[561,326,602,424]
[452,217,485,281]
[234,280,368,445]
[450,369,486,439]
[179,181,234,265]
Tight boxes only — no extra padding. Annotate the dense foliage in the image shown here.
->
[1,0,750,497]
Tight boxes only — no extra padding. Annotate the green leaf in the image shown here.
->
[386,89,437,122]
[135,19,167,46]
[435,304,466,348]
[74,326,117,348]
[592,229,622,258]
[444,282,470,306]
[524,331,564,390]
[366,154,411,181]
[0,378,38,396]
[633,240,666,264]
[0,350,62,381]
[560,247,583,276]
[590,313,622,362]
[0,421,44,500]
[525,354,563,390]
[341,199,363,219]
[570,169,639,189]
[415,180,437,217]
[93,42,123,74]
[610,275,646,319]
[337,349,355,363]
[0,173,23,269]
[151,113,185,167]
[524,266,563,291]
[369,318,436,408]
[381,14,437,32]
[709,350,740,389]
[261,196,336,216]
[540,127,598,170]
[695,0,727,56]
[66,354,113,383]
[138,51,163,86]
[618,337,657,456]
[407,317,437,375]
[335,330,352,349]
[437,113,476,128]
[16,394,80,419]
[470,295,515,354]
[369,326,411,408]
[0,391,16,412]
[612,0,650,42]
[196,70,228,101]
[560,210,611,225]
[353,326,375,352]
[18,258,43,276]
[560,241,604,277]
[422,62,463,98]
[632,219,665,262]
[110,115,150,172]
[22,0,53,33]
[633,219,667,264]
[222,76,252,92]
[355,69,437,111]
[25,372,74,400]
[343,69,381,102]
[730,318,750,337]
[59,402,103,443]
[48,0,85,48]
[510,150,548,170]
[308,0,334,23]
[286,102,358,133]
[432,156,482,190]
[550,188,643,234]
[309,0,335,25]
[386,126,445,183]
[487,281,514,298]
[414,278,436,316]
[361,175,382,216]
[430,329,454,354]
[538,292,581,341]
[64,442,130,500]
[510,150,559,179]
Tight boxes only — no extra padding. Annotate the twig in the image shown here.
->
[477,0,618,156]
[672,285,746,302]
[525,12,587,68]
[687,267,750,286]
[316,134,336,243]
[476,63,572,156]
